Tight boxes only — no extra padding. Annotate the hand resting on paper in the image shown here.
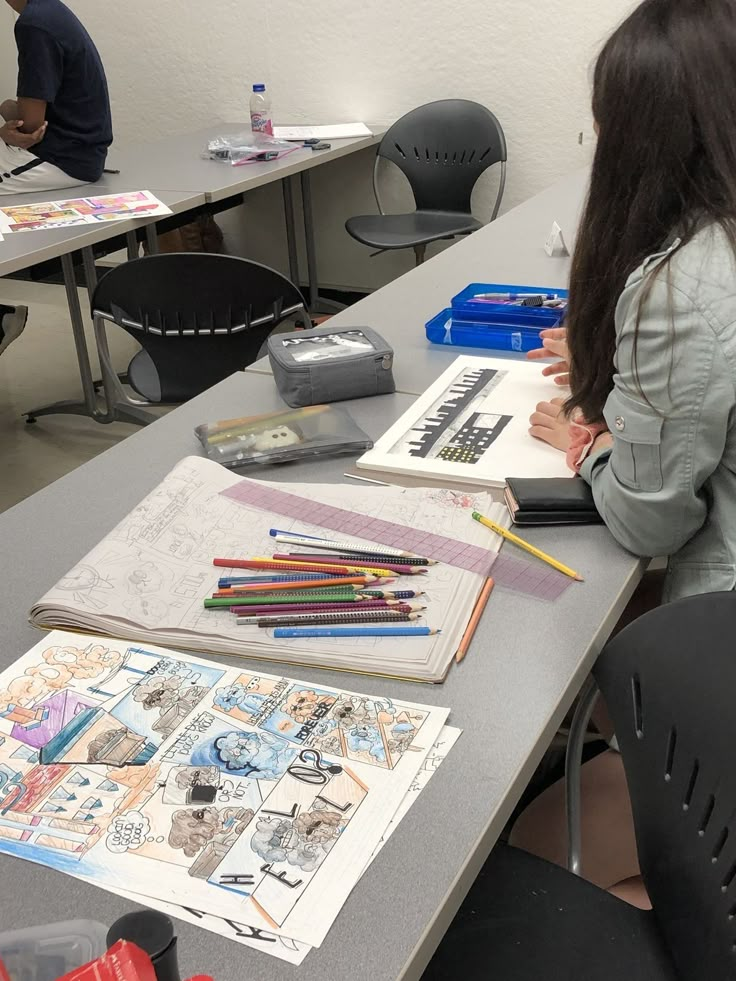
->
[527,327,570,386]
[529,397,573,453]
[0,118,47,150]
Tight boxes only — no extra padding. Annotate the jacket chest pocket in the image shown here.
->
[603,388,664,492]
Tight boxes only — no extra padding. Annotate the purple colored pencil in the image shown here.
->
[229,600,420,616]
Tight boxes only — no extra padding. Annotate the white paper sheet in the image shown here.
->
[0,631,449,949]
[273,123,372,141]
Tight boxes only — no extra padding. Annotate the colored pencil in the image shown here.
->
[471,512,583,582]
[323,553,436,566]
[269,529,416,558]
[455,578,495,664]
[205,590,368,609]
[213,584,366,597]
[273,626,441,638]
[212,574,378,591]
[214,558,393,578]
[238,612,423,627]
[218,573,343,587]
[230,602,424,616]
[354,589,424,600]
[272,554,428,576]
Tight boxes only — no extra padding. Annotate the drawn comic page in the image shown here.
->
[0,630,449,950]
[108,725,462,966]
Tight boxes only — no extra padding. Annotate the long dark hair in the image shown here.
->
[567,0,736,422]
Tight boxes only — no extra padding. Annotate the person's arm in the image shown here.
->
[12,23,63,136]
[0,99,19,121]
[580,273,735,558]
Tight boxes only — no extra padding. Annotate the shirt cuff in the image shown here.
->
[579,444,613,484]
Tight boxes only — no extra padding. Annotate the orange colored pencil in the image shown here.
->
[455,578,495,664]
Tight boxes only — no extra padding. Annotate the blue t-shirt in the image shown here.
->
[15,0,113,182]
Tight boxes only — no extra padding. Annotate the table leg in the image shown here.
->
[126,231,139,261]
[24,251,105,424]
[145,223,160,255]
[299,170,345,315]
[282,176,300,286]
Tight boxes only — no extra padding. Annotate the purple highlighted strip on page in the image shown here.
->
[220,479,573,601]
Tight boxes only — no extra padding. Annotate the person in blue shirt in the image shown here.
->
[0,0,112,355]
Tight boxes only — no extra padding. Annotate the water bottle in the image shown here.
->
[250,84,273,136]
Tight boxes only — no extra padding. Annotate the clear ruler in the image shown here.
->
[220,480,573,601]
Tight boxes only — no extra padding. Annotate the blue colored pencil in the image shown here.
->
[218,573,350,587]
[273,625,440,638]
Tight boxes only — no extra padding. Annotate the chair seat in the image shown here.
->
[128,348,162,402]
[345,210,481,250]
[423,845,677,981]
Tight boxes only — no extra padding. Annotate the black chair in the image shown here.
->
[346,99,506,266]
[424,592,736,981]
[91,253,306,426]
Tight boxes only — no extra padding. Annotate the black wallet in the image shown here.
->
[504,476,602,526]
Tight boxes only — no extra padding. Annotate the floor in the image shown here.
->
[0,280,143,514]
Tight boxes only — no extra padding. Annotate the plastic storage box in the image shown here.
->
[0,920,108,981]
[425,282,568,354]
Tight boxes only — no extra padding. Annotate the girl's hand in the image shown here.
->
[529,397,572,452]
[527,327,570,386]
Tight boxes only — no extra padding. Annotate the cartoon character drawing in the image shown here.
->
[211,731,296,780]
[127,562,166,596]
[168,805,254,858]
[213,683,268,719]
[250,808,344,873]
[282,689,334,724]
[131,674,209,739]
[346,725,386,763]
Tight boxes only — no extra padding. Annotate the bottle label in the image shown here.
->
[251,112,273,135]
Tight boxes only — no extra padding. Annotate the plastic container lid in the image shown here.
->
[0,920,108,981]
[252,83,266,91]
[107,912,180,981]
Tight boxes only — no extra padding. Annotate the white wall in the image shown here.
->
[4,0,636,290]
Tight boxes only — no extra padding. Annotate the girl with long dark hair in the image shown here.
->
[529,0,736,604]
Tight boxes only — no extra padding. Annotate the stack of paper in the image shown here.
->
[0,630,459,964]
[30,457,505,683]
[273,123,373,141]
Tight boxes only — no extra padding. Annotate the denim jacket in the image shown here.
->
[580,223,736,603]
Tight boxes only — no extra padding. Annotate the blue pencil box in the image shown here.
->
[425,282,568,353]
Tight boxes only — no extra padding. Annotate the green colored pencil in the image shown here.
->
[204,592,366,609]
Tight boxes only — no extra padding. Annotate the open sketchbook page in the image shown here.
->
[0,631,449,948]
[110,726,461,966]
[31,457,506,681]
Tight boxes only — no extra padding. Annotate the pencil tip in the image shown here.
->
[574,574,584,582]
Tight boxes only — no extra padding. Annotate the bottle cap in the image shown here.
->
[253,83,266,92]
[107,912,180,981]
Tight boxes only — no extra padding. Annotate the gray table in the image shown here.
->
[0,370,643,980]
[105,123,386,310]
[0,185,207,424]
[249,167,587,394]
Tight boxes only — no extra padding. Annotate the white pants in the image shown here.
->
[0,142,88,195]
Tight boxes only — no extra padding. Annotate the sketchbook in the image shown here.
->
[0,630,450,950]
[356,355,573,488]
[30,456,505,683]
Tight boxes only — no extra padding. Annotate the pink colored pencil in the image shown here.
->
[229,601,421,616]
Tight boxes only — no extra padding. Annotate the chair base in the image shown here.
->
[423,845,677,981]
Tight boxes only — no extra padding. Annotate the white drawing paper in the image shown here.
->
[30,456,506,683]
[357,355,573,487]
[110,726,461,965]
[0,630,449,948]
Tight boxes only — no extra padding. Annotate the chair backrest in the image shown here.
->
[594,592,736,981]
[91,253,306,402]
[377,99,507,214]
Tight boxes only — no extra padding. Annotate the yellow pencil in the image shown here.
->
[472,512,583,582]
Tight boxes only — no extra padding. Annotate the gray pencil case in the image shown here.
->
[268,326,395,407]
